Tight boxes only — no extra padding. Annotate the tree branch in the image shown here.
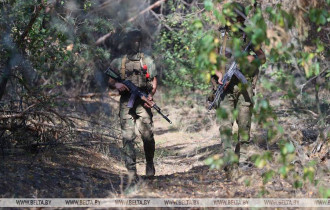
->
[300,68,328,95]
[94,0,167,45]
[127,0,166,23]
[18,3,45,48]
[95,30,115,45]
[150,10,173,31]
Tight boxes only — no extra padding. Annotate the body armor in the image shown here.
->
[121,53,151,91]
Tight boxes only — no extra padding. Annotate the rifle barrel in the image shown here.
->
[153,104,172,124]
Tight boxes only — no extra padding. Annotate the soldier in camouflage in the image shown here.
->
[108,29,157,179]
[213,2,266,172]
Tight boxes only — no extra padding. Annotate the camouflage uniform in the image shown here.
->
[110,53,157,173]
[216,37,260,165]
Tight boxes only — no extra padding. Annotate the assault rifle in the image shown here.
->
[208,41,252,110]
[105,67,172,124]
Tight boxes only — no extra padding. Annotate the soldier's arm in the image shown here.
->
[146,76,157,103]
[215,70,224,85]
[108,58,129,92]
[151,76,157,96]
[247,48,266,64]
[145,56,158,100]
[255,48,266,64]
[108,77,128,92]
[108,77,116,89]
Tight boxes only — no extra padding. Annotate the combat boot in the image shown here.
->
[125,169,140,190]
[124,170,141,194]
[146,161,155,177]
[127,169,139,183]
[224,162,239,181]
[239,143,253,170]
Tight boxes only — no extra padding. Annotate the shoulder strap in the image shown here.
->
[121,55,127,79]
[139,53,144,67]
[220,31,228,73]
[140,53,149,75]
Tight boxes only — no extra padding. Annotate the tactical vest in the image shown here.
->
[120,53,151,91]
[223,35,258,78]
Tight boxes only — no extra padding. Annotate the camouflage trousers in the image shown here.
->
[217,76,255,164]
[119,95,155,172]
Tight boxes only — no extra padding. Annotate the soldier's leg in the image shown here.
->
[218,88,238,165]
[136,104,155,176]
[236,84,254,163]
[120,104,137,173]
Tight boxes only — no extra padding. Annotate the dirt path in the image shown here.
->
[124,121,289,198]
[0,96,328,198]
[128,99,329,198]
[137,120,221,176]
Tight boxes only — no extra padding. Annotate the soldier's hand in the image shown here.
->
[217,73,224,85]
[217,73,230,90]
[143,103,152,109]
[115,83,129,92]
[147,94,153,101]
[247,55,255,63]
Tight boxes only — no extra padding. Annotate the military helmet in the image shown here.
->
[124,27,142,42]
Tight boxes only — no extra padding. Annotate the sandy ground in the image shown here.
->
[0,90,328,198]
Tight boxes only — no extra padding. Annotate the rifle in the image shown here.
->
[208,41,251,110]
[105,67,172,124]
[208,3,262,110]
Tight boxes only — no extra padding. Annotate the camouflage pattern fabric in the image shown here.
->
[217,36,259,164]
[218,76,255,164]
[110,54,156,172]
[119,95,155,172]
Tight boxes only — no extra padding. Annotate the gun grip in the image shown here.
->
[127,93,138,108]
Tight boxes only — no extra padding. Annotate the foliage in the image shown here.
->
[0,0,115,93]
[0,0,116,151]
[154,0,210,91]
[0,0,329,198]
[179,0,330,197]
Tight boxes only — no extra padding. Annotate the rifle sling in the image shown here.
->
[121,55,127,79]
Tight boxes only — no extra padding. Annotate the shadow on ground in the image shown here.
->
[0,145,125,197]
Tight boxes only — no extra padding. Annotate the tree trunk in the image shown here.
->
[0,58,11,101]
